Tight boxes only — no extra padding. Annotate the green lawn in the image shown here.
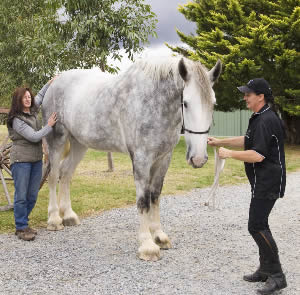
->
[1,125,300,233]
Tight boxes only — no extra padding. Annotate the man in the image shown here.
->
[208,78,287,294]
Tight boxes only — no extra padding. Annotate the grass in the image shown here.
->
[1,125,300,233]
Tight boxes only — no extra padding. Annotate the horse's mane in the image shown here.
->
[190,59,215,105]
[133,56,183,89]
[131,56,214,104]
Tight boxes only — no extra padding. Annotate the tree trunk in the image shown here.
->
[282,113,300,145]
[99,59,115,171]
[107,152,114,172]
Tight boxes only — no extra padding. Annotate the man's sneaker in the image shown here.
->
[15,229,35,241]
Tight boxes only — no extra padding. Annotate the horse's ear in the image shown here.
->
[209,59,222,84]
[178,58,188,81]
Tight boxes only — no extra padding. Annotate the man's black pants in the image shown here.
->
[248,198,276,234]
[248,198,283,274]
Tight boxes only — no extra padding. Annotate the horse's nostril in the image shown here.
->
[205,155,208,161]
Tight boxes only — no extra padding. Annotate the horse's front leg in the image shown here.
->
[150,196,172,250]
[149,153,172,249]
[136,184,161,261]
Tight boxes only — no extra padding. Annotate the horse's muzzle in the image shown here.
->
[188,156,208,168]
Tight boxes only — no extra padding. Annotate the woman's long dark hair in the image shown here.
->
[7,87,35,128]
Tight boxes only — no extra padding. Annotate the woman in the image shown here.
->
[7,80,57,241]
[208,78,287,295]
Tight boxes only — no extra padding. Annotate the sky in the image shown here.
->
[110,0,196,72]
[145,0,196,46]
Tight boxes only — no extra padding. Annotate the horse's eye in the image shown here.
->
[183,101,188,108]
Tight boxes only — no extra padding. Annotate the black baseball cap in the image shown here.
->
[237,78,272,96]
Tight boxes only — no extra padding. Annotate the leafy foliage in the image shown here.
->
[169,0,300,117]
[0,0,157,106]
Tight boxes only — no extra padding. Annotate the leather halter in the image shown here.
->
[180,92,210,135]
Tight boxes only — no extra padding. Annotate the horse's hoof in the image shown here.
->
[153,232,172,249]
[138,252,160,262]
[63,217,80,226]
[155,236,172,249]
[138,242,161,261]
[47,223,64,231]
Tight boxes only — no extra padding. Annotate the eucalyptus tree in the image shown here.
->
[0,0,157,106]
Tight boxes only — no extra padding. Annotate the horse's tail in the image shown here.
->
[40,138,50,189]
[40,160,51,189]
[40,139,70,189]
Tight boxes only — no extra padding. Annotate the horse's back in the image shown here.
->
[44,68,115,116]
[43,69,130,152]
[53,69,112,98]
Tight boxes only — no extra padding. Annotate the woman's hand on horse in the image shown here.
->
[48,112,57,127]
[48,75,59,84]
[207,137,221,146]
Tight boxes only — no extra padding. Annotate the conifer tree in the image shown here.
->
[170,0,300,144]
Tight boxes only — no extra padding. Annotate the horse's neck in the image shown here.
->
[105,69,184,117]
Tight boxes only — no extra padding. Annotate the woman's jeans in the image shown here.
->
[11,161,42,230]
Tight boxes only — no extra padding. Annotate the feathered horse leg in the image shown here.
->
[149,153,173,250]
[58,138,87,226]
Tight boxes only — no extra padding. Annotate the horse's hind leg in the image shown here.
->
[47,132,68,231]
[149,153,173,250]
[58,138,87,226]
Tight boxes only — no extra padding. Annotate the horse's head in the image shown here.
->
[179,58,222,168]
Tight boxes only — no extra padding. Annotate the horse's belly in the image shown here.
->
[87,140,128,153]
[69,127,128,154]
[61,104,129,153]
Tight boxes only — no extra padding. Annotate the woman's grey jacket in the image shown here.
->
[8,83,52,165]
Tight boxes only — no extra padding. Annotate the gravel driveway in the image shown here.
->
[0,172,299,295]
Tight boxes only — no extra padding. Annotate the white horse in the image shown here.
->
[42,56,221,261]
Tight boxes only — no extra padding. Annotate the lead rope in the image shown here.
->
[204,147,226,210]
